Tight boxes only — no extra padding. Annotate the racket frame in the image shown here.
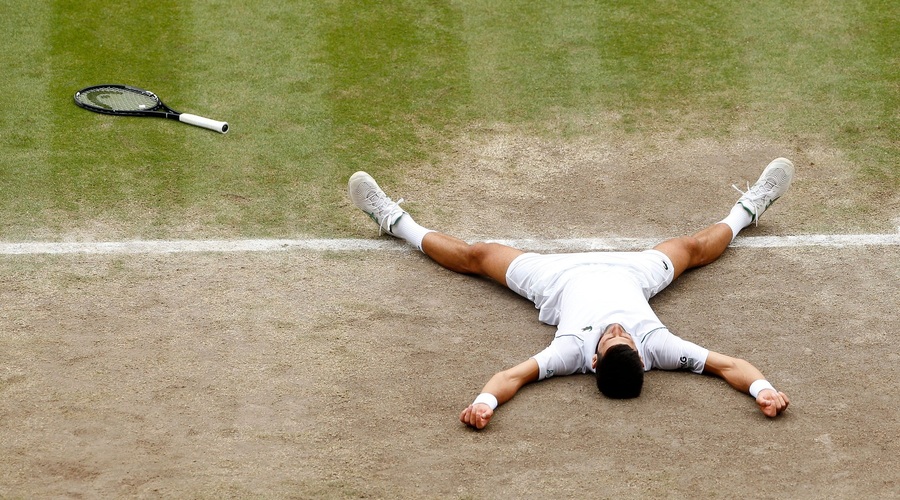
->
[74,84,229,133]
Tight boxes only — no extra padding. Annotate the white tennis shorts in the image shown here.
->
[505,249,675,325]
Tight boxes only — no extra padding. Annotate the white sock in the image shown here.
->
[390,213,434,252]
[719,204,753,241]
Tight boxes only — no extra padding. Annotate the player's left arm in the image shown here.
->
[703,351,790,417]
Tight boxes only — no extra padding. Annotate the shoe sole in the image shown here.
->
[763,158,795,198]
[347,171,379,214]
[740,157,795,221]
[347,171,405,234]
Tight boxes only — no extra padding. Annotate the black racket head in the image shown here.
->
[74,84,163,115]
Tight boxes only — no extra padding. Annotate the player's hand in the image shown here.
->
[756,389,790,417]
[459,403,494,429]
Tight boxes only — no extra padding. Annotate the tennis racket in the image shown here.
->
[74,84,229,134]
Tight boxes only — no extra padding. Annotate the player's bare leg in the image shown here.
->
[654,224,734,280]
[654,157,794,280]
[421,233,523,286]
[348,171,522,286]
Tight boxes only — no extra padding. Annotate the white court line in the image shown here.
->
[0,232,898,255]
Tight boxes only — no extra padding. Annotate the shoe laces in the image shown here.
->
[731,181,750,197]
[733,174,779,224]
[367,190,404,235]
[732,181,762,225]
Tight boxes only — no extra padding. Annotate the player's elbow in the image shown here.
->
[498,362,539,387]
[704,351,740,377]
[497,368,521,386]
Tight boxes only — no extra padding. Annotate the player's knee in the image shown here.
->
[680,235,703,257]
[467,242,499,274]
[671,235,708,266]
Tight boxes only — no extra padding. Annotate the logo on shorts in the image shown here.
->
[663,260,669,270]
[582,326,592,332]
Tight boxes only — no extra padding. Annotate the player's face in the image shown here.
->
[596,323,637,357]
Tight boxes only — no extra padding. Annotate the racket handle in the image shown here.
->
[179,113,229,134]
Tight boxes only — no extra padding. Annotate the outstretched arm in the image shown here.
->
[703,351,790,417]
[459,358,540,430]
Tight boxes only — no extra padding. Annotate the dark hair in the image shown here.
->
[595,344,644,399]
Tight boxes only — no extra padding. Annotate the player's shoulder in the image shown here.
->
[534,332,588,378]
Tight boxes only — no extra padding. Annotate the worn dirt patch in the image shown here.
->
[2,128,899,498]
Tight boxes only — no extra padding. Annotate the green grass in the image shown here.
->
[0,0,896,240]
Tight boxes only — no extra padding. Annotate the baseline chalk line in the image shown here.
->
[0,232,898,255]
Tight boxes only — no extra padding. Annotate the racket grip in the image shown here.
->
[179,113,229,134]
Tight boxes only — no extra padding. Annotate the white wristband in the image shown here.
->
[472,392,498,410]
[749,379,776,398]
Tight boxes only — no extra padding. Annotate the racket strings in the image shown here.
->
[77,87,159,112]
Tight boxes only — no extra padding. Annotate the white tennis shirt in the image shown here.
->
[505,250,710,380]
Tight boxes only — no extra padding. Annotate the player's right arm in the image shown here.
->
[703,351,790,417]
[459,358,540,430]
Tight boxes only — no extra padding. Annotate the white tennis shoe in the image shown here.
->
[733,158,795,223]
[348,171,406,235]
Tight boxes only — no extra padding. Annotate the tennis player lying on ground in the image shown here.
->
[349,158,793,430]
